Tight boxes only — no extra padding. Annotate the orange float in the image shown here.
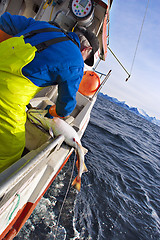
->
[0,29,12,43]
[78,71,101,96]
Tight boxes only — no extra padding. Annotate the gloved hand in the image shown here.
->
[45,104,59,118]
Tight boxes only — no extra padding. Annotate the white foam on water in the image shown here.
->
[143,189,160,232]
[16,196,67,239]
[70,198,80,240]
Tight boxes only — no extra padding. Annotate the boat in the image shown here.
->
[0,0,112,239]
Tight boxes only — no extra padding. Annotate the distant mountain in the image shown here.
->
[99,92,160,126]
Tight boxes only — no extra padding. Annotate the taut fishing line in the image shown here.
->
[53,149,77,240]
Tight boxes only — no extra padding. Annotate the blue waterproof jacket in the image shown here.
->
[0,12,84,117]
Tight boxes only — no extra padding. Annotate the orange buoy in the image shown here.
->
[78,71,101,96]
[0,29,12,43]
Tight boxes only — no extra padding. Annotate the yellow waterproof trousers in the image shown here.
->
[0,36,43,173]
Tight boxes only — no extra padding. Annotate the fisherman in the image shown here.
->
[0,12,99,173]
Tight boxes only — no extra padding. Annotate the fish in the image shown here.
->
[27,108,88,191]
[72,139,86,191]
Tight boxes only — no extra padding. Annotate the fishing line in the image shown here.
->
[53,150,77,240]
[108,0,150,81]
[129,0,150,75]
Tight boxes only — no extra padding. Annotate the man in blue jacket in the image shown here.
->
[0,12,99,117]
[0,12,99,172]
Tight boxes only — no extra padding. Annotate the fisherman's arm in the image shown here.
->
[0,12,35,35]
[51,69,83,118]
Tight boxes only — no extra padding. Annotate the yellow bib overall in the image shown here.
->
[0,36,43,172]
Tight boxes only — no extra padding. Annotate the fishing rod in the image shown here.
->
[108,46,130,81]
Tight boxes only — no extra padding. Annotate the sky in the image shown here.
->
[97,0,160,119]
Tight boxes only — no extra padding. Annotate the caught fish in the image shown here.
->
[27,108,87,191]
[72,139,87,191]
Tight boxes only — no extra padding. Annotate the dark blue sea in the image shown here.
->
[15,94,160,240]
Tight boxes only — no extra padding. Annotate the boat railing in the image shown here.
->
[0,134,65,197]
[91,69,112,99]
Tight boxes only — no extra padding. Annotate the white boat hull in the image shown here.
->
[0,0,112,238]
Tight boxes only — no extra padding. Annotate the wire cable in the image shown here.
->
[129,0,150,75]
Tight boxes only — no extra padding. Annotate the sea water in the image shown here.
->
[15,94,160,240]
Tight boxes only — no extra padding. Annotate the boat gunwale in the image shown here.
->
[0,135,65,196]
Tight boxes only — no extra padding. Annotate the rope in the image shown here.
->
[49,6,54,21]
[129,0,150,75]
[7,194,20,224]
[54,150,77,240]
[43,0,53,9]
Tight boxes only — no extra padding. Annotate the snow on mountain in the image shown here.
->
[99,93,160,126]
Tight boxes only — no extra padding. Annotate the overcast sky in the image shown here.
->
[98,0,160,119]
